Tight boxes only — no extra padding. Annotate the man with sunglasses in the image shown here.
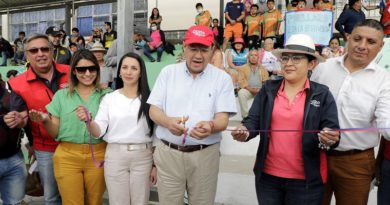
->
[4,33,70,205]
[148,25,237,205]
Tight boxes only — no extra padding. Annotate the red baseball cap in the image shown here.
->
[184,25,214,47]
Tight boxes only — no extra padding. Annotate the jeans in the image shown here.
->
[143,44,163,62]
[256,173,325,205]
[13,52,24,63]
[0,51,10,66]
[35,150,62,205]
[378,159,390,205]
[0,151,27,205]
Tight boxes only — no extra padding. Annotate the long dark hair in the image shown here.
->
[69,49,101,94]
[115,52,154,136]
[150,8,160,19]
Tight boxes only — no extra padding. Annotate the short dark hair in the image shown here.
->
[72,27,79,32]
[267,0,275,3]
[305,54,316,62]
[195,3,203,8]
[105,22,112,28]
[19,31,25,36]
[353,19,384,35]
[6,70,18,78]
[298,0,307,4]
[69,42,77,48]
[213,18,219,23]
[251,4,259,9]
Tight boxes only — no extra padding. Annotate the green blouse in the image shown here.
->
[46,87,111,144]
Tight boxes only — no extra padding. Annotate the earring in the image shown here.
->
[119,74,122,78]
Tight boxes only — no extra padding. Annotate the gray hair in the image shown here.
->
[25,33,51,45]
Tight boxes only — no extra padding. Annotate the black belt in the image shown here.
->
[161,139,211,152]
[328,148,373,156]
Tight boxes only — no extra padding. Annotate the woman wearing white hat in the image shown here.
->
[90,42,111,88]
[231,34,340,205]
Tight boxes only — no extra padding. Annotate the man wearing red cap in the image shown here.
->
[147,25,237,205]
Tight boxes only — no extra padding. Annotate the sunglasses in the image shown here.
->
[75,66,99,74]
[26,47,51,54]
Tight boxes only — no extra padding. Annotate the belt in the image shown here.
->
[126,143,151,151]
[161,139,211,152]
[327,148,373,156]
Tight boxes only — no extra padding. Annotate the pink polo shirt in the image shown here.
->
[263,79,310,179]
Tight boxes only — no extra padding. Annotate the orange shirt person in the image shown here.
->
[195,3,212,27]
[261,0,283,39]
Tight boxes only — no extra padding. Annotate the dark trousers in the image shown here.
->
[378,159,390,205]
[247,35,260,50]
[143,44,163,62]
[256,173,325,205]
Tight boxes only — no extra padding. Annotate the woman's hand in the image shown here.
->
[29,109,49,123]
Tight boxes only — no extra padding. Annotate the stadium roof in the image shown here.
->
[0,0,116,14]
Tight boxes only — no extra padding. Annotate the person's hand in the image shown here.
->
[150,166,157,185]
[4,111,24,128]
[167,116,188,136]
[75,106,92,122]
[231,126,249,142]
[29,109,49,123]
[318,127,339,147]
[190,121,213,140]
[230,20,236,25]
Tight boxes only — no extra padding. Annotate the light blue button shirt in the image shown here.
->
[147,62,237,145]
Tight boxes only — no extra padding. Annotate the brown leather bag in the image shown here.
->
[25,158,44,197]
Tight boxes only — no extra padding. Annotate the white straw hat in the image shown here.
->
[89,42,106,53]
[272,34,325,62]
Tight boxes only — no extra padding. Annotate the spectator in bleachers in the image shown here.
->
[212,18,224,46]
[258,38,282,78]
[76,36,86,50]
[103,22,117,50]
[296,0,307,9]
[381,0,390,37]
[0,36,13,66]
[227,37,249,92]
[90,42,110,88]
[335,0,365,42]
[211,42,225,70]
[133,32,146,56]
[195,3,213,27]
[223,0,246,51]
[69,42,78,55]
[46,26,72,65]
[144,22,165,62]
[149,8,163,29]
[321,36,345,59]
[287,0,299,10]
[322,0,334,10]
[59,29,70,48]
[260,0,283,42]
[237,49,269,118]
[313,0,324,10]
[244,4,262,49]
[13,31,26,65]
[92,27,103,43]
[70,27,83,44]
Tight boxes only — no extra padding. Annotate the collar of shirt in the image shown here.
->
[278,78,310,93]
[337,54,377,72]
[184,63,208,78]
